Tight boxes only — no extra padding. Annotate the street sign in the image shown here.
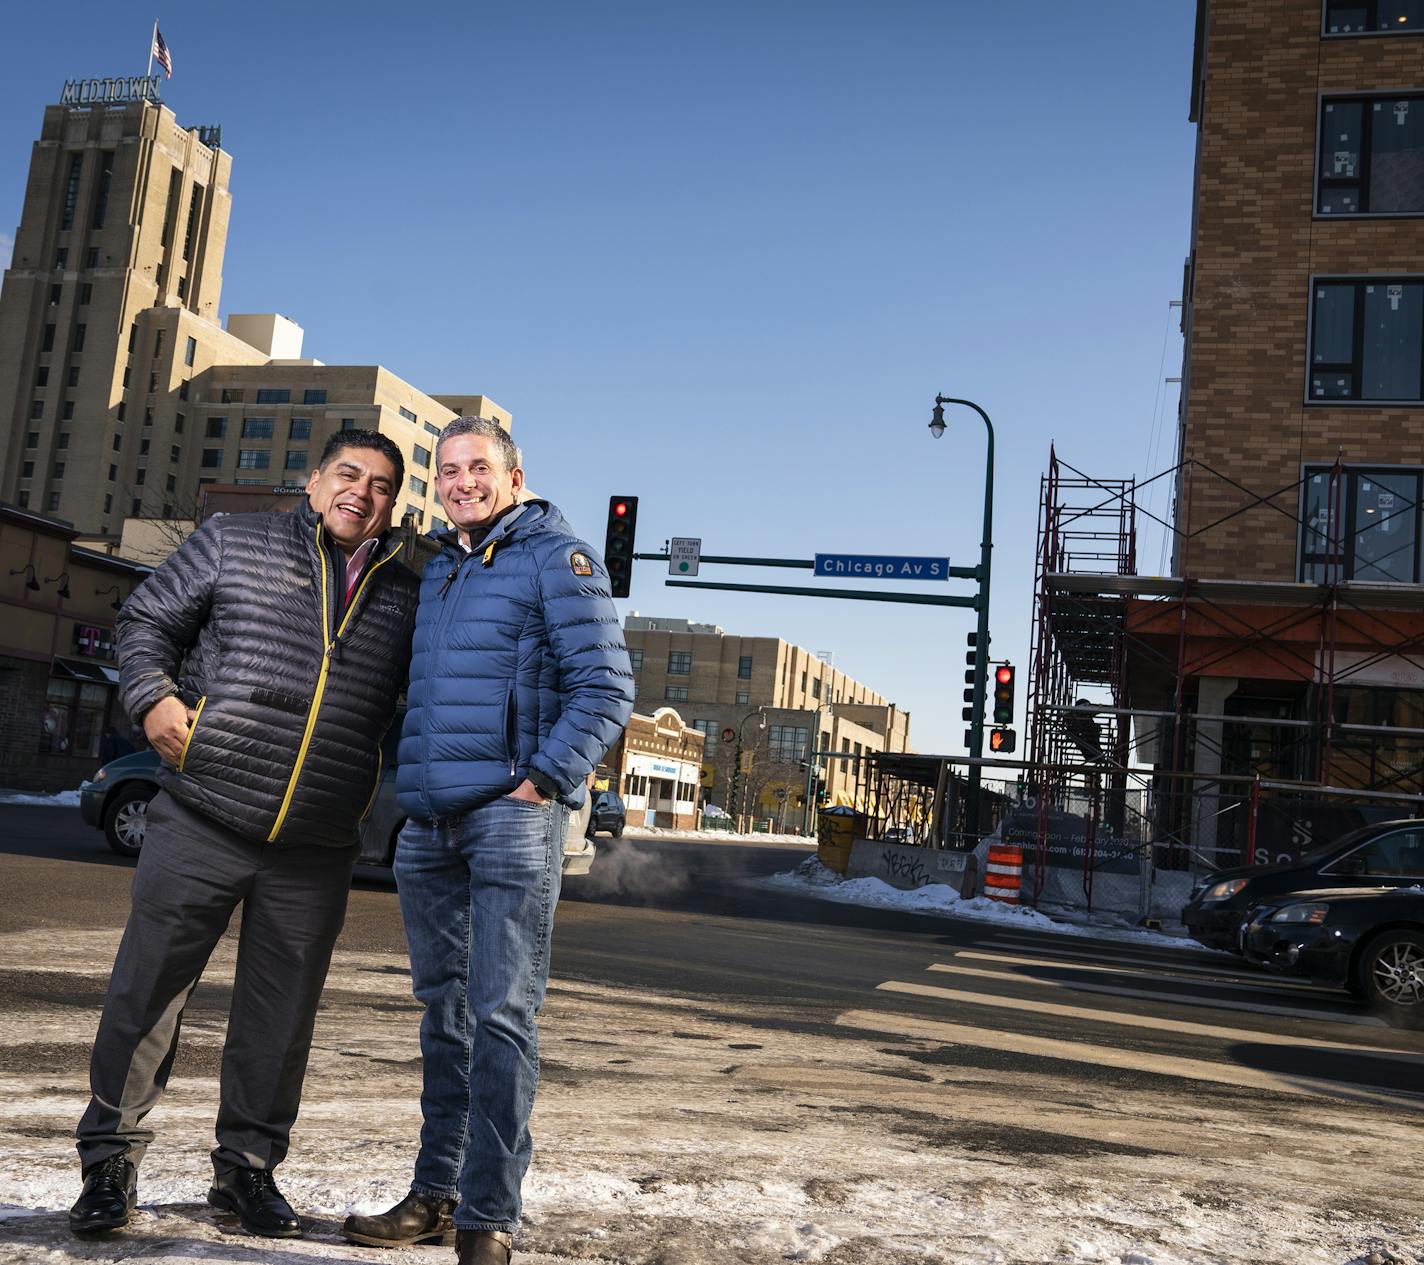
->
[814,553,949,581]
[721,726,735,743]
[739,750,754,773]
[669,537,701,576]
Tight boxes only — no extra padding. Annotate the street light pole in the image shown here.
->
[728,707,765,830]
[930,394,995,841]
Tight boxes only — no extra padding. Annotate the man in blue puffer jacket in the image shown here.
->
[342,416,633,1265]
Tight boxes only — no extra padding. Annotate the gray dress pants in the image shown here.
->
[76,790,356,1173]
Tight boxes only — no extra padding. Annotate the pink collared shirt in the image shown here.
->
[344,536,379,604]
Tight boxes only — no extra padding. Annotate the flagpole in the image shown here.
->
[146,19,156,80]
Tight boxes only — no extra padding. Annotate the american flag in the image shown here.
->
[152,25,173,78]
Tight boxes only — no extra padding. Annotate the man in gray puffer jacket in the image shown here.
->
[70,430,418,1242]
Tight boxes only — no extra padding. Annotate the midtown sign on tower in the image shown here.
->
[59,76,163,106]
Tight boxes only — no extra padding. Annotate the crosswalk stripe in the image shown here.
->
[835,1008,1424,1111]
[983,932,1246,968]
[924,962,1387,1028]
[957,946,1324,989]
[876,979,1422,1059]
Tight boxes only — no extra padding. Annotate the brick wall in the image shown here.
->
[1183,0,1424,579]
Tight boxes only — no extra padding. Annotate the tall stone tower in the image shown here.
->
[0,97,231,533]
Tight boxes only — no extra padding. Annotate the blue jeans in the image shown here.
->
[394,795,568,1233]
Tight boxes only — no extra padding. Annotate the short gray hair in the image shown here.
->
[435,415,522,473]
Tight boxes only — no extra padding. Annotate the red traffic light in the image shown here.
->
[995,665,1013,685]
[613,501,629,517]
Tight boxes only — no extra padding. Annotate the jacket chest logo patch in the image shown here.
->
[570,551,593,576]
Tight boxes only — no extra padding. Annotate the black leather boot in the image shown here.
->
[457,1228,515,1264]
[207,1166,302,1238]
[69,1153,137,1235]
[341,1190,456,1247]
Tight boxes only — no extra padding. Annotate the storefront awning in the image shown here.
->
[53,658,120,685]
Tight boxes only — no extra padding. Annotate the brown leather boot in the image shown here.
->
[341,1190,456,1247]
[457,1228,514,1264]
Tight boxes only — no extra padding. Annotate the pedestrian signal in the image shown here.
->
[989,727,1017,754]
[603,496,639,598]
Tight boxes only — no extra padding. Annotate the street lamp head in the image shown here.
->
[928,401,947,439]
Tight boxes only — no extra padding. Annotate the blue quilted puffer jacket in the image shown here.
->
[397,499,634,821]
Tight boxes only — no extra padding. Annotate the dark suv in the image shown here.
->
[1182,819,1424,951]
[587,790,626,837]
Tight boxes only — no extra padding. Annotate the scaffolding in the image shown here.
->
[1023,447,1424,916]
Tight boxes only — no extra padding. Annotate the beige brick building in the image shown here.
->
[0,95,506,539]
[622,615,911,826]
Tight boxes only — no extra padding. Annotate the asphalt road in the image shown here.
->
[2,803,1422,1263]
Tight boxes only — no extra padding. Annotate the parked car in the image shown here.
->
[1181,819,1424,951]
[883,827,916,845]
[587,790,626,838]
[1241,886,1424,1027]
[79,729,597,876]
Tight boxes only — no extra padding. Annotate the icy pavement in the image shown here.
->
[0,787,82,807]
[762,856,1208,951]
[1,922,1421,1263]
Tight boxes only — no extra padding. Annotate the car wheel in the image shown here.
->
[103,783,157,857]
[1354,928,1424,1028]
[612,819,624,838]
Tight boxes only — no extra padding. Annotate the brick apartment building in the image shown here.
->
[1030,0,1424,867]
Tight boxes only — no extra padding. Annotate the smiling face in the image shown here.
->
[436,433,524,543]
[305,446,398,555]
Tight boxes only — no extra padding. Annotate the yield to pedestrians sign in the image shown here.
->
[669,538,701,576]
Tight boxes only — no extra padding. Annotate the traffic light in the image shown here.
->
[989,727,1017,754]
[603,496,639,598]
[993,663,1015,725]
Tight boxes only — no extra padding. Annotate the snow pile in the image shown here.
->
[765,856,1204,949]
[0,787,82,807]
[624,823,815,845]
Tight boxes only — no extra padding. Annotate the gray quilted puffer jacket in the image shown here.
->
[117,502,419,847]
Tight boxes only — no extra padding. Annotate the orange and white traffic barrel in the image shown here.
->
[984,842,1023,904]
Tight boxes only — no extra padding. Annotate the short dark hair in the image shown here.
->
[317,429,404,490]
[435,416,521,473]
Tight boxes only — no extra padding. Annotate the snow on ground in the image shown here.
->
[763,856,1216,950]
[0,787,82,808]
[0,926,1420,1263]
[624,823,815,845]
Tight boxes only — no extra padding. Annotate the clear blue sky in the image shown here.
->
[0,1,1196,753]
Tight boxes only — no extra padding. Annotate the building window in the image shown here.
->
[665,686,690,702]
[170,444,181,463]
[53,462,64,480]
[36,366,48,387]
[220,387,243,404]
[629,648,644,671]
[131,497,142,515]
[182,182,204,261]
[86,247,98,269]
[174,412,185,433]
[73,323,86,352]
[242,417,275,439]
[667,651,692,674]
[148,372,159,394]
[692,720,717,744]
[24,432,36,448]
[736,691,751,705]
[104,494,112,513]
[57,433,69,450]
[277,450,304,471]
[424,421,440,437]
[1310,279,1424,401]
[738,655,753,678]
[303,388,326,404]
[47,492,60,511]
[1318,97,1424,216]
[1301,465,1422,583]
[255,388,290,404]
[61,153,82,230]
[184,336,197,366]
[42,324,55,352]
[201,449,223,468]
[399,406,417,423]
[237,449,271,470]
[134,468,146,485]
[768,725,809,762]
[1324,2,1424,35]
[108,464,117,482]
[176,275,188,300]
[67,365,79,387]
[413,443,431,468]
[122,367,130,388]
[166,474,176,493]
[178,380,189,401]
[92,151,113,228]
[143,407,154,426]
[811,678,821,700]
[16,492,28,508]
[289,418,311,440]
[62,401,74,420]
[341,418,356,431]
[30,400,42,419]
[79,283,92,305]
[112,433,121,451]
[21,462,34,479]
[206,417,226,438]
[54,247,67,268]
[409,475,427,496]
[117,402,126,422]
[49,283,61,305]
[39,677,111,757]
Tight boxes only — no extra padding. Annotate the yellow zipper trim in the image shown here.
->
[267,531,403,843]
[176,695,207,772]
[360,747,383,822]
